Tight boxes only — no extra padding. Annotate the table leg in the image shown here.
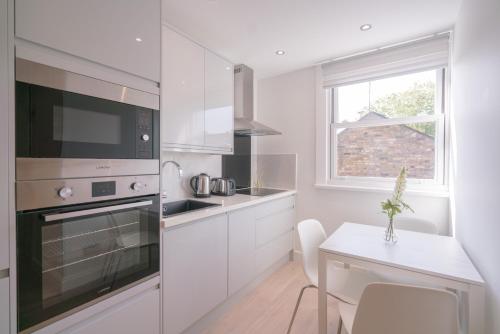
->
[318,251,327,334]
[468,285,485,334]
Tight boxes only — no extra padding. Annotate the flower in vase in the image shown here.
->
[381,167,414,242]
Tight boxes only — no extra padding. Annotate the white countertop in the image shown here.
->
[161,189,297,229]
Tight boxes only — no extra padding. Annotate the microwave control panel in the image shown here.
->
[136,110,154,159]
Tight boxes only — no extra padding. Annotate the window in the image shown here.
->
[329,68,446,188]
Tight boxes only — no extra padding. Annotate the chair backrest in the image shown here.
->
[297,219,327,284]
[395,217,438,234]
[352,283,459,334]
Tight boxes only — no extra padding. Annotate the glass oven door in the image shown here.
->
[16,195,160,332]
[16,82,159,159]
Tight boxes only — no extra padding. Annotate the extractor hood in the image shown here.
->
[234,64,281,136]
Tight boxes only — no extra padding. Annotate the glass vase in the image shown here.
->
[384,218,398,243]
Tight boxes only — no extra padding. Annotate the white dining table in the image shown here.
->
[318,223,485,334]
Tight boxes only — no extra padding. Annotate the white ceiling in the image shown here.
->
[163,0,461,78]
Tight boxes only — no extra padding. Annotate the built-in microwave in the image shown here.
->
[15,59,160,162]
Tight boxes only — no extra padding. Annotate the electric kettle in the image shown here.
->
[211,177,236,196]
[190,173,211,197]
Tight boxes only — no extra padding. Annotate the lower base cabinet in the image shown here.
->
[0,276,9,334]
[163,195,295,334]
[228,206,257,296]
[229,196,295,294]
[64,286,160,334]
[163,214,228,334]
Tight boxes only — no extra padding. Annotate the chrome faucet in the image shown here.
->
[161,160,183,198]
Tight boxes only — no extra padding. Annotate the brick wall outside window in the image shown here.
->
[336,113,435,179]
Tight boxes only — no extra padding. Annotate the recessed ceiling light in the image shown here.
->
[225,66,231,70]
[275,50,285,56]
[360,24,372,31]
[135,37,143,42]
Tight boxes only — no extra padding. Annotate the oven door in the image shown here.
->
[17,195,160,332]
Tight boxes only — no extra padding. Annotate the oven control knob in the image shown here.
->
[131,182,144,191]
[141,134,150,142]
[58,187,73,199]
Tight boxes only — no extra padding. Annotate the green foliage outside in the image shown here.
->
[361,81,436,137]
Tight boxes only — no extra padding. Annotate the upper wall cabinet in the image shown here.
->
[162,26,205,147]
[204,50,234,151]
[162,26,234,154]
[15,0,161,82]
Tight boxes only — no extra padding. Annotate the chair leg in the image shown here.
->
[286,284,316,334]
[337,317,343,334]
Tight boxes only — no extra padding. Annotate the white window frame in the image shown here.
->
[315,66,450,196]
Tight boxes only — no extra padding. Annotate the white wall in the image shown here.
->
[451,0,500,332]
[256,67,450,248]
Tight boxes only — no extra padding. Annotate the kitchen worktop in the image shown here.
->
[161,189,297,230]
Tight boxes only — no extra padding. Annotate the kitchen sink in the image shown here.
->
[162,200,220,218]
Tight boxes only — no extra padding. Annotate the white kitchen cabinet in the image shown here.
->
[204,50,234,152]
[0,277,9,334]
[62,286,160,334]
[162,26,205,148]
[15,0,161,82]
[0,0,10,271]
[228,196,295,293]
[254,196,295,274]
[228,206,256,296]
[163,214,228,334]
[255,197,295,248]
[161,26,234,154]
[256,231,294,274]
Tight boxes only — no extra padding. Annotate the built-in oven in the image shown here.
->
[16,176,160,333]
[15,58,160,178]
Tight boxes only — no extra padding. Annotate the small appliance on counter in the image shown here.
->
[211,177,236,196]
[190,173,211,197]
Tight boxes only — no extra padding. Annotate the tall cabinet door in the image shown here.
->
[0,0,10,271]
[162,26,205,148]
[204,50,234,152]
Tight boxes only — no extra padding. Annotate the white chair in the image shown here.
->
[337,282,459,334]
[287,219,381,334]
[395,217,438,234]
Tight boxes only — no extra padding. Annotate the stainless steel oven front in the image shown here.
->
[15,58,160,178]
[16,175,160,333]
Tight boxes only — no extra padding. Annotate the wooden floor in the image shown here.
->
[203,261,341,334]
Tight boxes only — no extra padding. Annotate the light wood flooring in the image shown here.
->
[203,261,341,334]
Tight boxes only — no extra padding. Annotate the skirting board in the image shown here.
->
[181,251,294,334]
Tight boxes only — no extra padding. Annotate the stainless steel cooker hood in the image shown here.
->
[234,64,281,136]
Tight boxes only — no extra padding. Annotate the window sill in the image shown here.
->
[314,183,450,198]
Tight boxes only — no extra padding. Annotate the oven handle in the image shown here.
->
[43,200,154,222]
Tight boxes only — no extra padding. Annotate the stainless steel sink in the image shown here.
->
[162,200,220,218]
